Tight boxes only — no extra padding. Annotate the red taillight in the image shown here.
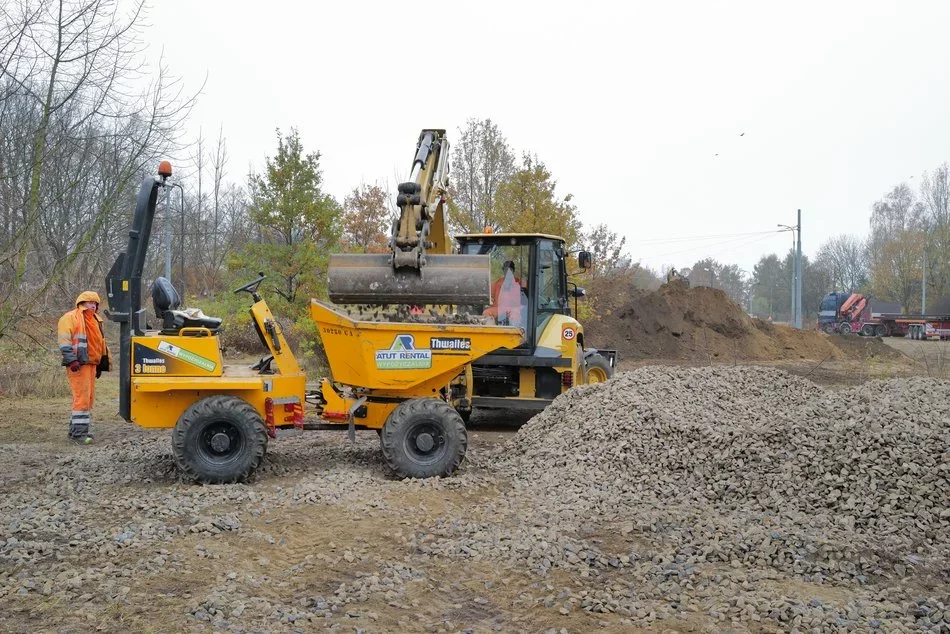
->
[322,410,348,421]
[264,397,276,438]
[278,402,303,429]
[562,371,573,388]
[293,403,303,430]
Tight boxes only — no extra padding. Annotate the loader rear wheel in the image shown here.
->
[172,395,268,484]
[584,353,614,384]
[380,399,467,479]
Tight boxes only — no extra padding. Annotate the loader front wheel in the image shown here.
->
[381,399,467,479]
[172,396,268,484]
[584,353,614,384]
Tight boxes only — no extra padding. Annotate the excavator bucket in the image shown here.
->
[327,253,491,306]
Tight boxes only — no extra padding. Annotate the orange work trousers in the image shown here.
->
[67,363,96,411]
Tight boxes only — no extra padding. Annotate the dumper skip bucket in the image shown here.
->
[309,300,524,391]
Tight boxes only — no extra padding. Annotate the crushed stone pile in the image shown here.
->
[426,366,950,630]
[495,366,950,579]
[586,282,900,362]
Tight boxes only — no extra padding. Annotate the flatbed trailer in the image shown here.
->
[837,309,950,340]
[818,292,950,340]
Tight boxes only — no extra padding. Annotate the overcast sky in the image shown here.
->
[145,1,950,275]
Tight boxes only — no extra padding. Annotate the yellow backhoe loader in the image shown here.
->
[105,130,614,484]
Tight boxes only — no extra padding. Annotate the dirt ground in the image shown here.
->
[0,335,944,633]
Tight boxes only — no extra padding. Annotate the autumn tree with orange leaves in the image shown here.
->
[341,184,391,253]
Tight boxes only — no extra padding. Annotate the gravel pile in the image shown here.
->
[465,366,950,629]
[497,367,950,574]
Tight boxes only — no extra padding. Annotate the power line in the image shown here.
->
[626,229,779,246]
[639,230,787,261]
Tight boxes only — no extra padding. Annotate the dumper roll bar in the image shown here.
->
[104,171,169,421]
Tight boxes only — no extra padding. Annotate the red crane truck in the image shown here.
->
[817,292,950,340]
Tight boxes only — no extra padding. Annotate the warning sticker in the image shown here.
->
[157,340,217,372]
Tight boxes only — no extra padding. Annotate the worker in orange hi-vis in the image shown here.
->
[483,261,526,327]
[57,291,110,444]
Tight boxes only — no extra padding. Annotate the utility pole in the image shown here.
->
[789,250,795,326]
[795,209,803,329]
[779,213,803,328]
[922,254,927,315]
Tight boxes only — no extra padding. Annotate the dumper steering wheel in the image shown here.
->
[233,273,266,302]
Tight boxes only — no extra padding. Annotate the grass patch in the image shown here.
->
[0,363,71,399]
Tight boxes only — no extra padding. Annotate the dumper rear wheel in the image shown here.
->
[381,399,467,478]
[172,396,268,484]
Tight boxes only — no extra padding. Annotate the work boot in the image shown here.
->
[68,422,92,444]
[70,434,94,445]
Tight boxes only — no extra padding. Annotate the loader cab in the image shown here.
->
[456,233,572,348]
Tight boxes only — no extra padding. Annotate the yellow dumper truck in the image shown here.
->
[105,130,614,483]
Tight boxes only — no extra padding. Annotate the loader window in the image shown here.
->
[460,240,529,328]
[535,240,567,338]
[536,241,566,310]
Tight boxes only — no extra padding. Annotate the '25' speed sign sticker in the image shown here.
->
[562,326,576,340]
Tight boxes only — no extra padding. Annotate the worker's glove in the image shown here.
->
[95,367,102,379]
[68,360,81,373]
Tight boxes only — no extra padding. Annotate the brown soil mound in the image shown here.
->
[587,281,901,363]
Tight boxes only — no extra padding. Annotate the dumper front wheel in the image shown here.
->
[381,399,467,479]
[172,396,268,484]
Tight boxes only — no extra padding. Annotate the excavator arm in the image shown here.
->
[327,129,490,306]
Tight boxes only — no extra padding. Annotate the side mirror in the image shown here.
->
[571,286,587,298]
[577,251,592,270]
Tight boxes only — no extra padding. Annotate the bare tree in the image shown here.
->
[0,0,196,336]
[448,118,514,233]
[815,234,868,292]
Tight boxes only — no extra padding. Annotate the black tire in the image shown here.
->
[839,322,852,335]
[172,395,268,484]
[822,323,836,335]
[875,324,888,337]
[860,324,873,337]
[584,353,614,384]
[380,399,466,479]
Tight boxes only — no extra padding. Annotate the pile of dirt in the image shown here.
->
[588,281,899,362]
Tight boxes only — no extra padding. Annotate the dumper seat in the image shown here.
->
[152,277,222,335]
